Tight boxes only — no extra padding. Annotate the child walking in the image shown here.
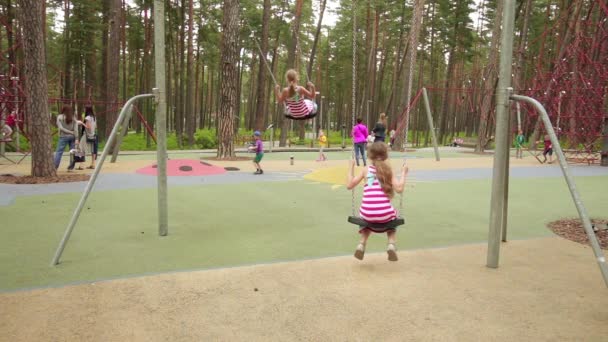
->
[540,134,553,164]
[250,131,264,174]
[515,130,525,159]
[346,142,409,261]
[274,69,317,120]
[317,129,327,161]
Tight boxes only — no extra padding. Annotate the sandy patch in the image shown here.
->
[1,237,607,341]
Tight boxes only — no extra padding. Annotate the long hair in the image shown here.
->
[84,105,95,118]
[368,142,394,198]
[379,113,387,125]
[61,105,73,124]
[286,69,299,97]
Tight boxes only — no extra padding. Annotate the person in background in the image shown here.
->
[54,105,77,170]
[351,118,369,167]
[389,128,396,147]
[82,105,98,169]
[373,113,388,142]
[317,129,327,161]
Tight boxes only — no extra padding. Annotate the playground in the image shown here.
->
[1,148,608,340]
[2,0,608,340]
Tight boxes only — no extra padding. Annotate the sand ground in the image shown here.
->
[1,237,606,341]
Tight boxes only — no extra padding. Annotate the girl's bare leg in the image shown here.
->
[354,229,372,260]
[387,230,398,261]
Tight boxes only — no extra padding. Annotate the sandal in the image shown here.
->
[87,166,95,169]
[354,243,366,260]
[387,243,398,262]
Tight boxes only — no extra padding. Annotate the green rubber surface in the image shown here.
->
[1,176,606,291]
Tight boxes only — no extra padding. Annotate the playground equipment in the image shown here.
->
[52,0,169,265]
[487,0,608,288]
[346,2,404,232]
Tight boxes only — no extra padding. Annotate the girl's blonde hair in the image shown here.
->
[379,113,387,125]
[286,69,299,97]
[368,142,394,198]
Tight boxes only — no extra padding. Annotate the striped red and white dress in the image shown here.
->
[359,165,398,225]
[285,87,315,119]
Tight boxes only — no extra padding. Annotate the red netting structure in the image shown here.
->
[518,1,608,164]
[1,13,156,146]
[0,14,27,140]
[393,2,607,163]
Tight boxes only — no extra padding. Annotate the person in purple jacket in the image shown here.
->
[249,131,264,174]
[351,118,369,166]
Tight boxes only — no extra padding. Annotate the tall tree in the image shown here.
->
[105,0,121,138]
[253,0,271,132]
[475,0,502,152]
[394,0,425,150]
[19,0,55,176]
[279,0,304,146]
[306,0,327,79]
[217,0,240,158]
[185,0,195,145]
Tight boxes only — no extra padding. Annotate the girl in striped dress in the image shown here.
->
[274,69,317,120]
[346,142,409,261]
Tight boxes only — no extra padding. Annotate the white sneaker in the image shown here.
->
[354,243,365,260]
[387,243,398,261]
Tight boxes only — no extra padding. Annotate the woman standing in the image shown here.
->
[81,105,98,169]
[351,118,368,167]
[54,105,77,170]
[373,113,388,142]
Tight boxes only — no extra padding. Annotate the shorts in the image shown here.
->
[254,152,264,163]
[543,148,553,156]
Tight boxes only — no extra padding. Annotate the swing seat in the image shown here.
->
[284,112,317,121]
[347,216,405,229]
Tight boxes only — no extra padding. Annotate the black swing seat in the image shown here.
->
[284,112,317,121]
[348,216,405,229]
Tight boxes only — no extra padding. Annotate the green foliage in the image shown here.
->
[193,129,218,149]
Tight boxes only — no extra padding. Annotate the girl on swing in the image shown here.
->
[274,69,317,120]
[346,142,409,261]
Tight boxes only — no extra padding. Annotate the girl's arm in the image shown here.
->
[56,116,74,135]
[346,160,366,189]
[274,85,285,103]
[393,164,409,194]
[299,82,316,99]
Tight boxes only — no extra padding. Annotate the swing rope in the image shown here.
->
[346,1,405,230]
[247,24,280,87]
[350,1,357,217]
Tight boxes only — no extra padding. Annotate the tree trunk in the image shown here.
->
[385,1,407,117]
[121,0,127,102]
[280,0,304,147]
[394,0,425,150]
[475,0,503,152]
[185,0,196,146]
[105,0,121,139]
[217,0,239,158]
[253,0,271,132]
[62,0,71,99]
[19,0,55,177]
[306,0,327,79]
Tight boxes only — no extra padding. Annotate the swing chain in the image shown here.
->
[351,1,357,217]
